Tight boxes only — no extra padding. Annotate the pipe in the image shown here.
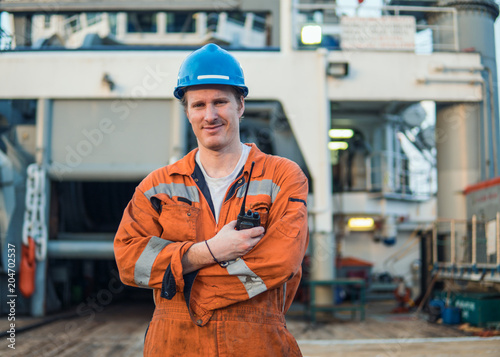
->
[365,156,372,192]
[437,262,497,269]
[472,214,477,265]
[432,71,488,179]
[47,240,114,259]
[295,4,458,14]
[434,42,499,179]
[433,222,438,265]
[433,64,485,72]
[482,77,491,179]
[451,220,456,264]
[57,232,115,241]
[431,65,489,180]
[497,212,500,266]
[452,8,459,52]
[465,65,500,179]
[484,66,498,177]
[416,76,483,85]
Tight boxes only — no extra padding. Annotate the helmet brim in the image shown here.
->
[174,83,248,100]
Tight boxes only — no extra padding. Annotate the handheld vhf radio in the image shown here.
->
[235,161,260,230]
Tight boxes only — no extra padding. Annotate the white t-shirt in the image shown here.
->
[195,143,251,223]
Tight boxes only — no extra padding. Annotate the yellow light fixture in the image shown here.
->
[348,217,375,231]
[328,141,348,150]
[301,25,322,45]
[329,129,354,139]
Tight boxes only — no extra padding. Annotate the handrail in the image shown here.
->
[433,213,500,273]
[293,2,459,52]
[364,151,435,198]
[295,4,456,14]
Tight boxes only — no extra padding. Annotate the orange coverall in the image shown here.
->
[114,144,309,356]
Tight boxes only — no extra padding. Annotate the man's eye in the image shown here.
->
[215,100,227,105]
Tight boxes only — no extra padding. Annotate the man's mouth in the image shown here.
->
[203,124,223,133]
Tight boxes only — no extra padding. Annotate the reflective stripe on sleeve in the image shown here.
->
[227,259,268,298]
[236,179,281,203]
[144,183,200,203]
[134,236,173,287]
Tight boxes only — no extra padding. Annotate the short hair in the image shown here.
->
[180,86,244,110]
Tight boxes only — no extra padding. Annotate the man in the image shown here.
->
[114,43,308,356]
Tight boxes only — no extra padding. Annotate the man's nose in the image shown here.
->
[204,104,218,121]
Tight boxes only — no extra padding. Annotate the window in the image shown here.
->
[252,13,266,32]
[227,12,246,26]
[127,13,157,33]
[166,12,196,33]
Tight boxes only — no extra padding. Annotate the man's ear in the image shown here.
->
[186,112,194,125]
[238,96,245,117]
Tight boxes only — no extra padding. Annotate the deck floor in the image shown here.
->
[2,299,499,356]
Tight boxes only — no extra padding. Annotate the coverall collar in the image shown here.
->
[169,143,265,178]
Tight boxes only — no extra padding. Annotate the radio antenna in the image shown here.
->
[239,161,255,215]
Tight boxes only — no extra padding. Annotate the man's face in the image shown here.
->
[184,85,244,153]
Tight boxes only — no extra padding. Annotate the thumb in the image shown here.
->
[226,220,237,229]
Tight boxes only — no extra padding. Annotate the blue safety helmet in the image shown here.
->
[174,43,248,100]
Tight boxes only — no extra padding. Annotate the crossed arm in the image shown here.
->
[114,160,308,308]
[181,221,265,274]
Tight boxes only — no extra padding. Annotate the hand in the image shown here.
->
[208,220,265,262]
[182,221,265,273]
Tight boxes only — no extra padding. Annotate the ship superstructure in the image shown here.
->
[0,0,499,323]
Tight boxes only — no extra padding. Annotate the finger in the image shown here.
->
[245,236,263,254]
[249,226,265,237]
[249,233,264,241]
[251,233,265,241]
[226,220,237,229]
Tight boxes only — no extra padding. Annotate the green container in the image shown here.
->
[435,291,500,327]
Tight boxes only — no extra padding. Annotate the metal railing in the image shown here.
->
[334,150,435,199]
[293,1,459,52]
[366,151,435,199]
[432,213,500,270]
